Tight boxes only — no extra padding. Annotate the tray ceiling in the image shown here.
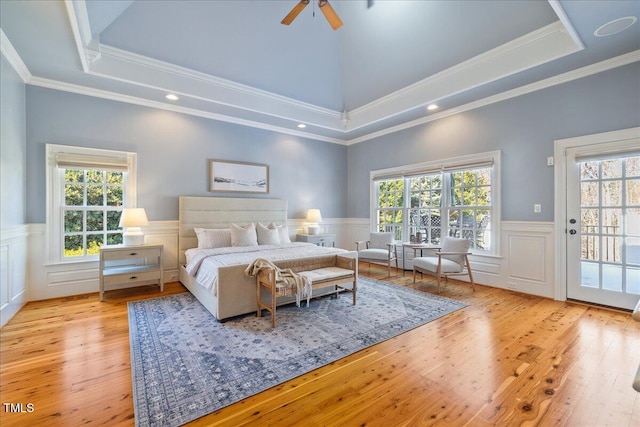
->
[1,0,638,144]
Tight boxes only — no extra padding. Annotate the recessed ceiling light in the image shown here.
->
[165,94,179,101]
[297,124,306,129]
[594,16,637,37]
[427,104,439,111]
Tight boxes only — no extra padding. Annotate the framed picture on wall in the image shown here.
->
[208,159,269,193]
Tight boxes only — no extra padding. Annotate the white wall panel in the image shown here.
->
[22,219,556,304]
[502,221,555,298]
[27,221,180,300]
[0,226,28,327]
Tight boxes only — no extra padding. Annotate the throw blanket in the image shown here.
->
[245,258,311,307]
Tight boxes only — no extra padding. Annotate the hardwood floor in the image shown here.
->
[1,268,639,426]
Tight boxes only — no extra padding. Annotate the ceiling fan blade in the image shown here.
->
[281,0,310,26]
[318,0,343,30]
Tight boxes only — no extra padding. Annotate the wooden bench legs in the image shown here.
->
[256,269,356,328]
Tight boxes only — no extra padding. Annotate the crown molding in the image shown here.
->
[87,20,582,135]
[346,21,582,131]
[89,45,344,131]
[27,76,347,145]
[547,0,585,50]
[24,49,638,147]
[347,50,640,145]
[64,0,90,72]
[0,29,32,83]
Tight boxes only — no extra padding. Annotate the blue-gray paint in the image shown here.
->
[25,87,347,222]
[347,62,640,221]
[22,62,640,225]
[1,55,26,228]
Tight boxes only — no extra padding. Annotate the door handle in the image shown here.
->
[569,229,577,235]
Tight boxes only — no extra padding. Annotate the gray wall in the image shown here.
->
[1,55,26,228]
[25,87,348,222]
[347,62,640,220]
[21,62,640,225]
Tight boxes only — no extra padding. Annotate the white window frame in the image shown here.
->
[46,144,137,264]
[370,151,501,256]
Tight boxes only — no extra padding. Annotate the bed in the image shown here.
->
[178,196,350,320]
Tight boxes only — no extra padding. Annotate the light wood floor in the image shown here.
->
[1,268,639,426]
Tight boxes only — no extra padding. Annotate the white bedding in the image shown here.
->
[185,242,346,295]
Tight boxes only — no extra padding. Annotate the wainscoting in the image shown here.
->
[24,222,179,303]
[347,219,555,298]
[0,226,28,327]
[3,219,555,326]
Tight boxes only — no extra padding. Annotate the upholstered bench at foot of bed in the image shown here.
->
[256,255,357,327]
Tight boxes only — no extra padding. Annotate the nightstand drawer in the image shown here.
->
[102,267,161,286]
[101,248,160,261]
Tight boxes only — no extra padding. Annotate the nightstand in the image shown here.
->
[296,233,336,247]
[99,243,164,301]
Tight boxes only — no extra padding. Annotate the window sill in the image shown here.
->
[44,258,99,268]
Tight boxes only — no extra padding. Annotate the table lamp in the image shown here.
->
[306,209,322,235]
[119,208,149,246]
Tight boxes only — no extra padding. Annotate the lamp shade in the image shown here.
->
[306,209,323,223]
[119,208,148,246]
[306,209,322,235]
[119,208,149,228]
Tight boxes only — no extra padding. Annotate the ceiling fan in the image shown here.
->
[281,0,343,30]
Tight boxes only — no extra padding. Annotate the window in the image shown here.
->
[371,151,500,255]
[47,144,137,263]
[376,178,404,241]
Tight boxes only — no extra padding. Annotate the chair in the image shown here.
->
[412,236,475,293]
[355,232,398,277]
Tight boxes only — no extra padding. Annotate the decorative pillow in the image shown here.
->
[194,228,231,249]
[257,222,280,245]
[230,222,258,247]
[369,232,394,249]
[269,222,291,243]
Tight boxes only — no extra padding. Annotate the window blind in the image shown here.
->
[574,149,640,163]
[55,152,129,171]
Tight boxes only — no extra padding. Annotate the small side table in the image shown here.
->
[99,243,164,301]
[296,233,336,247]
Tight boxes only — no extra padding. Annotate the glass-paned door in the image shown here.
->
[567,146,640,310]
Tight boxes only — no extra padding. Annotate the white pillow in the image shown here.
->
[194,228,231,249]
[257,222,280,245]
[269,222,291,243]
[231,222,258,247]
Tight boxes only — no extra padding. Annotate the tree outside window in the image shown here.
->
[62,169,125,258]
[375,166,493,251]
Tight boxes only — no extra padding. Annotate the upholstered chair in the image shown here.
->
[355,232,398,277]
[412,236,475,293]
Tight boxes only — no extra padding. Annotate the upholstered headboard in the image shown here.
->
[178,196,288,265]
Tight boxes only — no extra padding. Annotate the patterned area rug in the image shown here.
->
[128,276,468,426]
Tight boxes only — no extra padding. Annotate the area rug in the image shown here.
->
[128,276,468,426]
